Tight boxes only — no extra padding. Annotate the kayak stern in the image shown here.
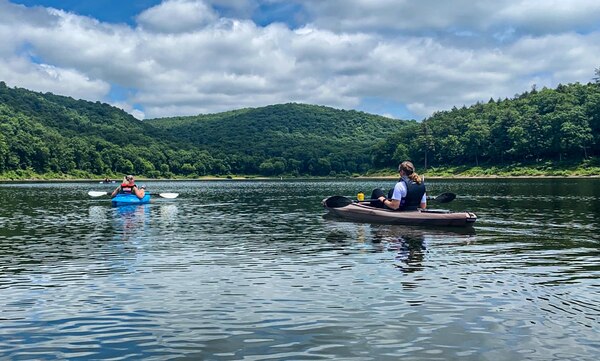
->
[112,193,151,206]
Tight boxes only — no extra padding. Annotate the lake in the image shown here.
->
[0,178,598,360]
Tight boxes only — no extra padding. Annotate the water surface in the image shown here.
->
[0,179,598,360]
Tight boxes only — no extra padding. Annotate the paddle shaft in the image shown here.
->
[88,191,179,199]
[355,194,453,202]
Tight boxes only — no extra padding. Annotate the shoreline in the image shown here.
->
[1,174,599,183]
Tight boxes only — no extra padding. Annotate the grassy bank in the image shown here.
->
[424,161,600,177]
[363,159,600,178]
[2,160,600,181]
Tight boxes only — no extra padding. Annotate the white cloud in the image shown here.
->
[1,0,600,120]
[300,0,600,36]
[496,0,600,34]
[137,0,218,33]
[0,56,110,101]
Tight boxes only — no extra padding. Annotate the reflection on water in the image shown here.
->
[0,179,599,360]
[159,204,179,222]
[112,204,150,240]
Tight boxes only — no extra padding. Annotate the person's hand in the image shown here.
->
[378,196,386,202]
[140,185,146,190]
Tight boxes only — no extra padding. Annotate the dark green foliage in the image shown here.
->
[147,103,406,176]
[384,82,599,170]
[0,82,217,177]
[0,82,405,177]
[2,79,599,179]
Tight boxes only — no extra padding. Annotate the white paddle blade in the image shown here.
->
[88,191,108,197]
[159,193,179,199]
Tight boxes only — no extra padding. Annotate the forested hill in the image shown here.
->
[0,81,192,179]
[371,82,600,174]
[2,80,599,179]
[146,104,407,175]
[0,82,407,178]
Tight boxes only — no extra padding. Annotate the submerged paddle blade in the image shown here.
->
[159,193,179,199]
[88,191,108,197]
[323,195,354,208]
[434,192,456,203]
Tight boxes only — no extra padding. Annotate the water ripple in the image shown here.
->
[0,179,599,360]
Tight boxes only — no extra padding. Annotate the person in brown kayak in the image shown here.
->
[372,161,427,210]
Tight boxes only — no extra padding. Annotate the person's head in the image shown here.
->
[398,161,415,175]
[125,175,135,184]
[398,161,421,184]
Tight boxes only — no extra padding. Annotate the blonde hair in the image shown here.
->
[398,161,422,184]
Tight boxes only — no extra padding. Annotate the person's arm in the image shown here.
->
[133,185,145,199]
[110,185,120,198]
[378,181,404,210]
[379,197,400,210]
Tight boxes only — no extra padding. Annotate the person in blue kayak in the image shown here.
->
[111,174,146,199]
[371,161,427,210]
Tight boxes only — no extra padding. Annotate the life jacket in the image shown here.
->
[120,183,136,194]
[398,175,426,211]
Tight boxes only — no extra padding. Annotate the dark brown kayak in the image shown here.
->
[322,196,477,227]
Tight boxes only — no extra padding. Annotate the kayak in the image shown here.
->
[322,197,477,227]
[112,193,151,206]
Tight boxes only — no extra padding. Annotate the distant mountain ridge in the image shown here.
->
[0,82,407,178]
[147,103,406,157]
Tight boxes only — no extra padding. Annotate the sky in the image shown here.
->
[1,0,600,120]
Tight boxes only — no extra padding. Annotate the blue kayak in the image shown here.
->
[111,193,151,206]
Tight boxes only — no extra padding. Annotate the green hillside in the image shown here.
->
[2,79,599,180]
[372,82,600,175]
[0,82,407,178]
[0,81,219,179]
[147,103,407,175]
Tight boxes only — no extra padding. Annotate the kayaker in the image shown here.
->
[373,161,427,210]
[111,175,146,199]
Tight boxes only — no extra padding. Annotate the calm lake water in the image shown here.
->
[0,178,598,360]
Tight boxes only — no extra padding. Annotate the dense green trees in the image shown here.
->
[0,82,404,178]
[374,82,599,171]
[144,103,407,177]
[1,80,599,179]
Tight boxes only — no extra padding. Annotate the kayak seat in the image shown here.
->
[370,188,387,208]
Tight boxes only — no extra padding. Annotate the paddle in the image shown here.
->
[87,191,179,199]
[428,192,456,203]
[324,192,456,208]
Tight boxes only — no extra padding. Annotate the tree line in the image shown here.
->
[1,79,599,179]
[372,82,600,171]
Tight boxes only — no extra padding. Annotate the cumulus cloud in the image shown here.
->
[300,0,600,37]
[0,0,599,120]
[137,0,218,33]
[0,57,110,101]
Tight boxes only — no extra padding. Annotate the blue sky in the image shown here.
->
[2,0,600,120]
[11,1,164,25]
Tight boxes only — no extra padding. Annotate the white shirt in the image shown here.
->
[391,180,427,205]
